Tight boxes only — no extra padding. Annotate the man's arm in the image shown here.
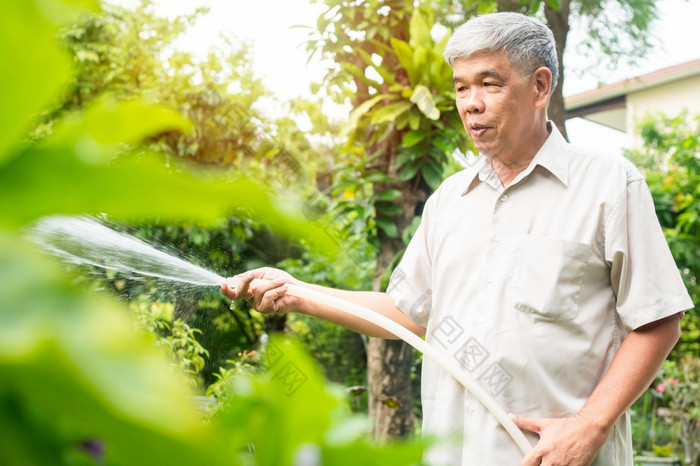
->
[220,267,426,339]
[513,312,682,466]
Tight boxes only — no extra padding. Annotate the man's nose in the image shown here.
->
[463,91,485,114]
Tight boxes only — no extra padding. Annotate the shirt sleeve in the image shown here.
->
[386,192,438,328]
[605,178,694,331]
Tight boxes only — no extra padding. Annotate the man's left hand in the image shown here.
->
[512,414,609,466]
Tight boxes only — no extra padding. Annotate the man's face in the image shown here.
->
[452,51,541,161]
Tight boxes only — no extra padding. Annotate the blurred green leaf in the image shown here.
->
[346,94,393,133]
[408,10,431,50]
[341,62,383,89]
[0,2,72,162]
[398,160,421,181]
[364,171,394,183]
[375,189,402,202]
[375,218,399,238]
[0,93,337,256]
[376,202,403,216]
[0,149,337,255]
[48,97,193,163]
[370,101,413,125]
[0,232,235,466]
[211,335,426,465]
[422,160,443,189]
[213,336,345,464]
[390,38,416,85]
[410,86,440,121]
[401,130,427,148]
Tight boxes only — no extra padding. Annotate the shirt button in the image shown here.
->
[485,275,493,284]
[500,195,508,202]
[493,234,502,242]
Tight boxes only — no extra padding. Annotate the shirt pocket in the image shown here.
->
[509,236,591,321]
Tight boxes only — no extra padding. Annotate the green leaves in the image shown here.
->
[410,85,440,120]
[628,112,700,357]
[375,188,402,202]
[0,0,393,463]
[408,9,431,49]
[0,232,225,466]
[325,5,471,249]
[48,97,194,161]
[0,2,70,161]
[0,234,423,465]
[371,101,413,125]
[0,85,337,253]
[376,218,399,238]
[209,336,427,465]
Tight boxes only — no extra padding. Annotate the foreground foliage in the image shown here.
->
[0,0,426,464]
[44,0,369,387]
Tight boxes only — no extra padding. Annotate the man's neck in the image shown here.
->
[490,157,534,188]
[488,121,551,188]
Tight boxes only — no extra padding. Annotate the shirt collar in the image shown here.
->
[461,122,569,195]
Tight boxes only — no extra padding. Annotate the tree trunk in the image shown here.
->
[367,337,416,438]
[367,225,417,439]
[545,0,571,140]
[365,126,423,439]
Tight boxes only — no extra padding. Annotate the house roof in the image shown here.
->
[564,58,700,131]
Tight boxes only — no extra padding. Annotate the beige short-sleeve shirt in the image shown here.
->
[387,124,693,465]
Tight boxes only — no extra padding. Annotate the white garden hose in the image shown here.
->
[225,277,533,456]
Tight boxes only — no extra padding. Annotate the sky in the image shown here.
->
[114,0,700,155]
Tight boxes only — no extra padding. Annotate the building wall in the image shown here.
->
[626,74,700,147]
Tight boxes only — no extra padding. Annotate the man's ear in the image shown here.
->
[533,66,553,109]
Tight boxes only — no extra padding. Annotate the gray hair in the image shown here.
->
[444,12,559,95]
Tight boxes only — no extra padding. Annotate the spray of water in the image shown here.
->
[29,216,225,287]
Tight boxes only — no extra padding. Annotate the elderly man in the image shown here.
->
[222,12,692,465]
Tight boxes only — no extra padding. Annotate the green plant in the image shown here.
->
[47,1,354,387]
[626,112,700,357]
[129,298,210,387]
[654,356,700,465]
[632,388,676,457]
[206,336,428,465]
[0,1,431,464]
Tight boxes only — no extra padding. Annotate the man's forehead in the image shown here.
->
[452,68,504,82]
[451,52,513,79]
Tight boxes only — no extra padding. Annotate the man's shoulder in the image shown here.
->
[565,141,644,185]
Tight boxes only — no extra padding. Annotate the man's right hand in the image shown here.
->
[220,267,303,315]
[221,267,425,339]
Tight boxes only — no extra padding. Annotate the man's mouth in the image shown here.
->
[469,124,489,138]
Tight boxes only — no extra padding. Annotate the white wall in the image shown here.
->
[626,74,700,147]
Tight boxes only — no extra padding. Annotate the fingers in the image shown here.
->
[519,449,543,466]
[222,272,290,314]
[514,416,546,466]
[258,282,289,313]
[511,414,547,435]
[248,277,284,311]
[233,272,257,300]
[220,272,258,302]
[511,414,547,465]
[220,282,237,300]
